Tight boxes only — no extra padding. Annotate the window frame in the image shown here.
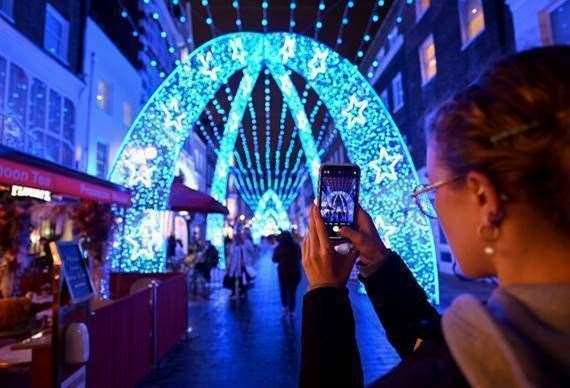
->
[96,142,110,179]
[419,34,437,86]
[0,0,14,21]
[96,80,113,115]
[458,0,486,49]
[44,4,70,63]
[540,0,570,45]
[415,0,430,22]
[391,72,404,112]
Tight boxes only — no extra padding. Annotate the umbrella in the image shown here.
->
[169,182,228,215]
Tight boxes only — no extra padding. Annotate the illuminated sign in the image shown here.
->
[11,185,52,201]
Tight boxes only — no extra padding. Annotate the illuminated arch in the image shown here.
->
[250,190,292,243]
[109,32,439,303]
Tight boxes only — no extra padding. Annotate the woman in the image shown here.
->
[227,232,250,298]
[272,231,302,317]
[300,47,570,387]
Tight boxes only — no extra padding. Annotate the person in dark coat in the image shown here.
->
[272,231,302,317]
[300,47,570,388]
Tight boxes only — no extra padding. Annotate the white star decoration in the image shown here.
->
[307,48,328,80]
[123,146,157,188]
[229,38,247,65]
[240,73,254,96]
[279,36,296,63]
[367,147,403,184]
[127,214,164,261]
[197,51,220,81]
[374,216,398,249]
[161,98,186,132]
[341,94,368,129]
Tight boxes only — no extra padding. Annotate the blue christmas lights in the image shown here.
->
[109,32,439,303]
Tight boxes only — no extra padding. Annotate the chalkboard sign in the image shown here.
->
[50,242,94,303]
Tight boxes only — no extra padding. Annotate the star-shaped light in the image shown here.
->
[161,99,186,132]
[308,48,328,80]
[123,147,157,188]
[367,147,403,184]
[197,51,220,81]
[341,94,368,129]
[229,38,247,65]
[279,36,296,63]
[240,72,254,97]
[374,215,398,249]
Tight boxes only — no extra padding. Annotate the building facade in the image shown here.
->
[0,0,87,169]
[361,0,515,169]
[507,0,570,50]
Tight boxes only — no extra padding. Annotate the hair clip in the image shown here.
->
[490,121,539,145]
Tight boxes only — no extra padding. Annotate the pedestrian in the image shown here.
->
[225,232,251,298]
[195,241,219,283]
[272,231,302,318]
[300,46,570,387]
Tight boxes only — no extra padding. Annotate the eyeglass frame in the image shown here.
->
[411,175,464,219]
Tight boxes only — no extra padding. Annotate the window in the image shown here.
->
[27,79,47,157]
[96,142,109,178]
[416,0,430,21]
[0,0,13,19]
[419,34,437,85]
[122,101,133,127]
[458,0,485,47]
[391,72,404,112]
[96,80,112,114]
[48,90,62,135]
[0,56,6,137]
[550,0,570,44]
[380,89,389,110]
[5,63,28,150]
[44,5,69,62]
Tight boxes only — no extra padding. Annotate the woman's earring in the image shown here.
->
[478,224,500,256]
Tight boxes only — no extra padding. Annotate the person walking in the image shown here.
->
[300,47,570,387]
[273,231,302,317]
[226,232,250,298]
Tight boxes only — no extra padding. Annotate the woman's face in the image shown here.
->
[426,141,495,278]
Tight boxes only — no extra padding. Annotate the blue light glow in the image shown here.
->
[109,32,439,303]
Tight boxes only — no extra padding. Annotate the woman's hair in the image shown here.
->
[426,46,570,231]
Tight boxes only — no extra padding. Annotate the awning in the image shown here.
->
[0,145,131,206]
[169,182,228,214]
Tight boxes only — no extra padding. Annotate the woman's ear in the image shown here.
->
[465,171,502,225]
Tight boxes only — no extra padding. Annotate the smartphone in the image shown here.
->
[317,164,360,241]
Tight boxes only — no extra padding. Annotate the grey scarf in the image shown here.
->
[442,284,570,387]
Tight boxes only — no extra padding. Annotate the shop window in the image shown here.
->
[48,90,62,136]
[416,0,430,21]
[550,0,570,44]
[96,80,112,114]
[0,55,6,137]
[45,133,60,162]
[27,79,47,157]
[62,142,74,168]
[96,142,109,178]
[419,34,437,85]
[122,101,133,127]
[0,0,14,19]
[458,0,485,47]
[4,63,28,150]
[62,98,75,141]
[44,4,69,62]
[391,72,404,112]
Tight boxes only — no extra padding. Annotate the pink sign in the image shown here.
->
[0,158,131,206]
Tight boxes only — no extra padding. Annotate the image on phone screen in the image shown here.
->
[318,166,360,238]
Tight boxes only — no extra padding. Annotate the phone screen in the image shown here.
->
[318,165,360,239]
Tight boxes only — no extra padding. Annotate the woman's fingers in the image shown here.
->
[312,205,330,251]
[309,206,321,255]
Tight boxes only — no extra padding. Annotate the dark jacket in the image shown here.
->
[299,251,469,387]
[272,240,302,284]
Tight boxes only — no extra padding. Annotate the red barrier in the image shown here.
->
[87,289,153,388]
[155,276,188,359]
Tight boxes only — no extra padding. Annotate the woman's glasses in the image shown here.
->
[411,176,463,219]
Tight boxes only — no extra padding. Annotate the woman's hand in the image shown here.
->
[302,205,359,289]
[339,206,389,267]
